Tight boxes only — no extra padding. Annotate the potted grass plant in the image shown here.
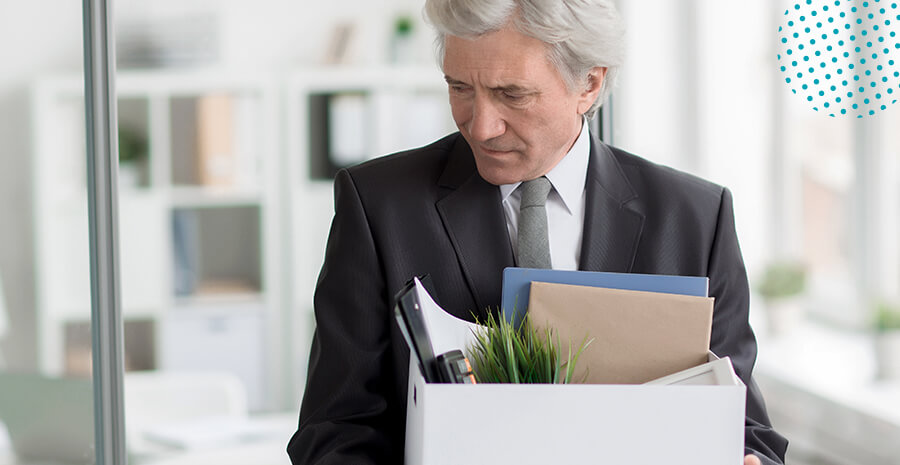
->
[466,312,591,384]
[874,301,900,380]
[756,261,807,337]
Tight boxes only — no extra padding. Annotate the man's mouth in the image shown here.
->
[480,146,514,155]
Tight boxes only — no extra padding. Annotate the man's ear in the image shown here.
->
[576,67,607,115]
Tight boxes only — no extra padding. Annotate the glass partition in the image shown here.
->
[109,1,453,463]
[0,3,97,464]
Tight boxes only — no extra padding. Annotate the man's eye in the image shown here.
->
[450,85,471,94]
[502,92,527,103]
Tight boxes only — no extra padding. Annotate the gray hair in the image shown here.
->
[423,0,625,120]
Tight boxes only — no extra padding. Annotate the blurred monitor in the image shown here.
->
[0,373,94,464]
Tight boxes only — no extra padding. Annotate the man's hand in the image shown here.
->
[745,454,761,465]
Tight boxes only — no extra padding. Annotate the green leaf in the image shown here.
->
[466,310,593,384]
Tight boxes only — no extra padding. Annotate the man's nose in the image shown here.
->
[468,95,505,142]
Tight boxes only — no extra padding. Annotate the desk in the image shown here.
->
[0,413,296,465]
[137,413,295,465]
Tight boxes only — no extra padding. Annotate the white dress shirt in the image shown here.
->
[499,119,590,270]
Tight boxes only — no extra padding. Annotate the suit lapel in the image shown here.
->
[433,133,644,313]
[579,135,645,272]
[435,136,515,319]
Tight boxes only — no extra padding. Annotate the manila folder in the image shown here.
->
[528,281,714,384]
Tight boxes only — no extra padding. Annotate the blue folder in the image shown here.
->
[501,267,709,326]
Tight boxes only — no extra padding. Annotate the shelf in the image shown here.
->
[302,86,454,180]
[174,278,264,308]
[169,186,264,208]
[54,307,164,322]
[35,69,275,102]
[174,291,264,308]
[63,319,156,376]
[168,93,264,188]
[33,70,279,398]
[289,65,446,93]
[171,206,262,299]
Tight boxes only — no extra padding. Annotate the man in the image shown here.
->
[288,0,788,464]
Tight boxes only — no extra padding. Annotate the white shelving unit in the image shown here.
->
[283,66,456,406]
[31,70,284,412]
[30,65,457,412]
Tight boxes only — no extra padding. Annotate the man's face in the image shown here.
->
[442,24,602,185]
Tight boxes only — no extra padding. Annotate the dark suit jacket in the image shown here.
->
[288,132,789,464]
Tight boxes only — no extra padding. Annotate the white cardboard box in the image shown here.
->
[404,360,745,465]
[402,279,747,465]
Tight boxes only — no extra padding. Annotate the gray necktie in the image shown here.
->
[517,176,552,269]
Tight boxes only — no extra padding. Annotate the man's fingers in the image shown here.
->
[744,454,762,465]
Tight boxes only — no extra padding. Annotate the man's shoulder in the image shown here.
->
[604,143,725,202]
[345,132,462,184]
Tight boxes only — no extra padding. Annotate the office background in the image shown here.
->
[0,0,898,464]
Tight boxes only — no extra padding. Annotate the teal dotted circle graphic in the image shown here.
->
[778,0,900,117]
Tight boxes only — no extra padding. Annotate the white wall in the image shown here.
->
[0,0,83,369]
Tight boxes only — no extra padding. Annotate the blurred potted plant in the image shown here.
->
[118,125,149,188]
[873,301,900,380]
[756,261,807,337]
[390,14,415,64]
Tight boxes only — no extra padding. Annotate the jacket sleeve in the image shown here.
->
[707,188,789,465]
[287,169,403,464]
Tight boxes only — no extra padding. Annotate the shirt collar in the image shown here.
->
[499,119,591,213]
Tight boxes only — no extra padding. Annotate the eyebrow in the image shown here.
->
[443,75,535,94]
[444,76,470,87]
